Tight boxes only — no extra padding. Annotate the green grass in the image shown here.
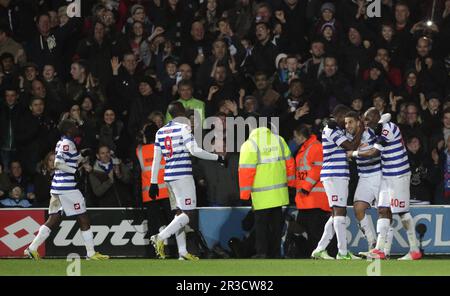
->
[1,259,450,276]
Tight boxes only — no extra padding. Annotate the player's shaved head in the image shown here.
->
[364,107,380,129]
[58,119,77,136]
[332,104,351,128]
[167,101,186,118]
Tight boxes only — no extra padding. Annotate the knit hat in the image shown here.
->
[321,22,335,33]
[426,92,442,101]
[130,4,144,15]
[321,2,335,13]
[275,53,288,69]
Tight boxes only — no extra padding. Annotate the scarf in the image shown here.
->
[98,160,113,174]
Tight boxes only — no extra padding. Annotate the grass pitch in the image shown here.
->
[1,258,450,276]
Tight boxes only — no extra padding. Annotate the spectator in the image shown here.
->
[33,151,55,207]
[250,22,280,76]
[406,36,447,94]
[356,62,390,103]
[8,160,35,204]
[340,25,373,84]
[148,111,165,129]
[26,13,81,80]
[0,186,32,208]
[194,137,240,206]
[0,52,20,93]
[97,108,126,159]
[0,163,12,200]
[123,4,153,36]
[226,0,255,39]
[367,47,402,88]
[80,94,99,127]
[432,135,450,204]
[0,89,25,170]
[76,21,115,87]
[252,71,285,117]
[108,53,140,121]
[421,92,443,136]
[181,20,211,70]
[301,39,325,85]
[60,103,96,151]
[316,56,352,118]
[372,92,389,115]
[66,60,106,108]
[128,76,165,139]
[275,0,308,55]
[88,145,132,207]
[128,20,151,70]
[0,24,26,65]
[398,102,429,152]
[312,2,343,43]
[205,63,240,116]
[396,69,423,105]
[15,97,58,175]
[375,22,403,69]
[406,136,434,205]
[42,64,66,106]
[280,79,314,140]
[166,79,205,123]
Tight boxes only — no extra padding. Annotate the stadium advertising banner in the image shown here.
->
[0,209,149,258]
[1,206,449,257]
[0,210,46,257]
[198,206,450,255]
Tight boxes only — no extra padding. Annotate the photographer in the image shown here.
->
[88,145,132,207]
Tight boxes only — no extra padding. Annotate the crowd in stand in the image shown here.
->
[0,0,449,208]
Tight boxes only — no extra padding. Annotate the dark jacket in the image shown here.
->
[88,160,132,207]
[250,40,280,77]
[193,153,240,206]
[0,101,26,152]
[26,18,81,76]
[33,169,53,207]
[128,93,166,138]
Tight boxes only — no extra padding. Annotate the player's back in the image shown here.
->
[379,122,410,177]
[51,137,80,194]
[356,128,381,177]
[155,121,193,181]
[320,126,349,180]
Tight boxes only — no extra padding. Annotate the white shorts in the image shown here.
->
[48,190,86,217]
[166,176,197,210]
[354,174,381,207]
[322,178,349,208]
[377,174,411,214]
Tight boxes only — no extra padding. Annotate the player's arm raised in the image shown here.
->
[183,126,220,161]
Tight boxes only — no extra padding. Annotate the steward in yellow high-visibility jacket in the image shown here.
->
[238,127,295,258]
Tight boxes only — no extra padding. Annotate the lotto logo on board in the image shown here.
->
[0,210,45,257]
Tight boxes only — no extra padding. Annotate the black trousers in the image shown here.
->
[296,208,338,257]
[254,206,282,258]
[145,198,172,257]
